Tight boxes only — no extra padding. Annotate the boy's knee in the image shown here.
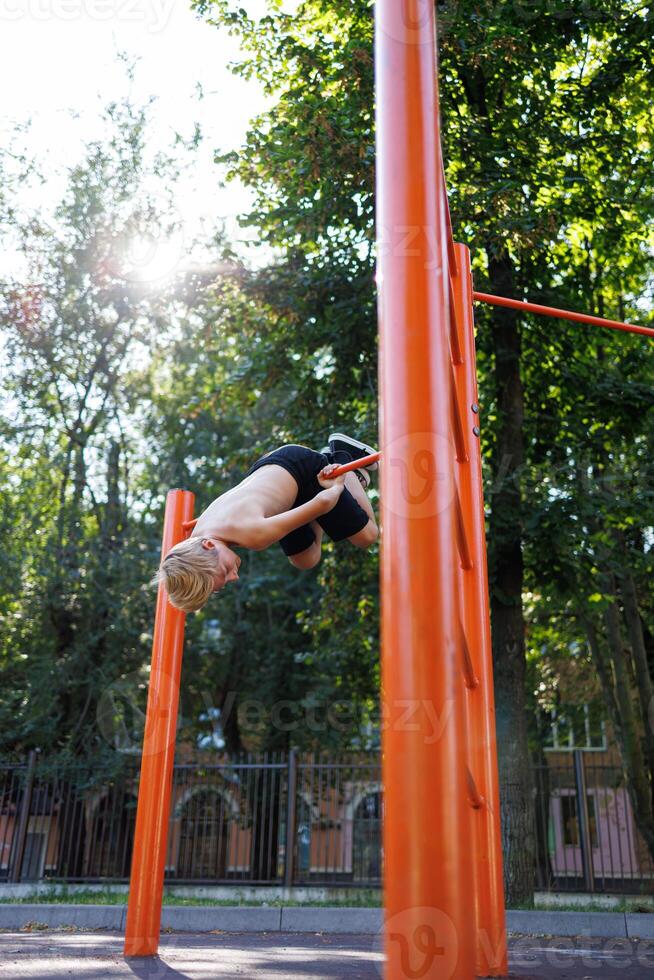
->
[288,548,321,570]
[348,520,379,549]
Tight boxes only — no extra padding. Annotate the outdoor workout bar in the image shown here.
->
[474,290,654,339]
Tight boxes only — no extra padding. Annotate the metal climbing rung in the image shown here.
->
[450,365,468,463]
[466,767,485,810]
[454,487,473,570]
[459,619,479,689]
[448,275,464,365]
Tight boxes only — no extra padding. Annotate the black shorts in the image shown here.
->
[245,444,370,556]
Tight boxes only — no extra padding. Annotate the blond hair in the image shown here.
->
[154,537,220,613]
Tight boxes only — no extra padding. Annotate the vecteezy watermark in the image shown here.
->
[376,223,446,272]
[375,0,435,48]
[511,935,654,971]
[0,0,175,32]
[96,670,150,755]
[380,697,455,746]
[96,672,463,755]
[372,907,459,979]
[381,431,456,521]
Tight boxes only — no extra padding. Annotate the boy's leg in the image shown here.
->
[342,472,378,548]
[344,472,375,524]
[287,521,324,569]
[315,468,378,550]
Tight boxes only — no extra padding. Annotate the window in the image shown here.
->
[545,703,606,751]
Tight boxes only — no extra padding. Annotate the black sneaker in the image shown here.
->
[328,432,379,472]
[319,442,372,489]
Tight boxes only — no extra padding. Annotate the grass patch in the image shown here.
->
[514,899,654,914]
[2,890,652,914]
[0,888,383,908]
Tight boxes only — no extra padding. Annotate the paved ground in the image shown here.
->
[0,930,653,978]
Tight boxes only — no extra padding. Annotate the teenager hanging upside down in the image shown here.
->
[155,434,379,613]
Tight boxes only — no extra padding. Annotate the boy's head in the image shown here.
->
[155,536,241,613]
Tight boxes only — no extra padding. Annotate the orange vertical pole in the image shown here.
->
[124,488,194,958]
[452,245,508,976]
[375,2,475,978]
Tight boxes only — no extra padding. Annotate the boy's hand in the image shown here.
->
[317,464,346,513]
[317,464,346,489]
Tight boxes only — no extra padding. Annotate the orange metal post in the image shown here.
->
[376,2,475,978]
[452,245,508,976]
[124,488,195,958]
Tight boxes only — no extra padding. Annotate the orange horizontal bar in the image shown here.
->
[473,291,654,339]
[325,451,382,478]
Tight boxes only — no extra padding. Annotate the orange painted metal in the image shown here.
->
[376,1,475,977]
[124,488,195,958]
[452,246,508,975]
[473,290,654,339]
[323,450,381,479]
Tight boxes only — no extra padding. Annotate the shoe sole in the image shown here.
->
[328,432,379,471]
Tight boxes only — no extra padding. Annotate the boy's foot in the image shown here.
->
[327,433,379,472]
[319,445,371,488]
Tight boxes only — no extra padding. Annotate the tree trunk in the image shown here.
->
[486,248,535,904]
[601,574,654,858]
[615,539,654,782]
[584,620,620,732]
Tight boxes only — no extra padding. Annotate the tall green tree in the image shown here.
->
[439,0,654,900]
[0,99,189,763]
[194,0,653,903]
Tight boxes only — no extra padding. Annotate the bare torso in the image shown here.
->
[191,465,299,548]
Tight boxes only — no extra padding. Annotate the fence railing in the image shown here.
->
[1,750,652,893]
[533,751,654,894]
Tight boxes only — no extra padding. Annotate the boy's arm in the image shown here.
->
[240,485,343,550]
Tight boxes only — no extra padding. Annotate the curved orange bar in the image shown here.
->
[473,290,654,339]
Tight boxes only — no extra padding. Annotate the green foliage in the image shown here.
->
[1,3,652,788]
[192,0,653,704]
[0,99,192,762]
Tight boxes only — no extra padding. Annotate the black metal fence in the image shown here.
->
[0,751,382,888]
[1,750,652,893]
[533,751,654,894]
